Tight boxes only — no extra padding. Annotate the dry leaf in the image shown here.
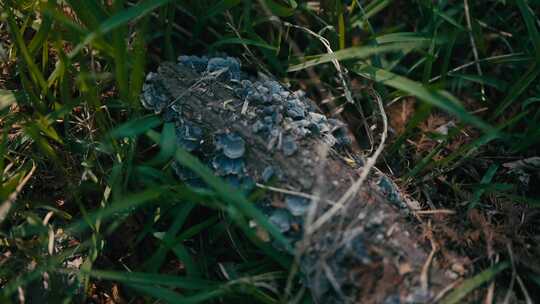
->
[386,97,415,135]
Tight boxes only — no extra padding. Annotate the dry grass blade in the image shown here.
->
[0,162,37,223]
[308,89,388,234]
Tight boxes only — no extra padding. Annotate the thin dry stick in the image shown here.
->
[309,89,387,233]
[420,220,438,292]
[169,68,229,107]
[432,279,462,303]
[225,18,272,77]
[285,23,375,150]
[251,12,382,234]
[463,0,486,102]
[322,262,347,300]
[282,22,355,106]
[256,5,375,150]
[503,245,516,304]
[505,244,533,304]
[516,275,533,304]
[485,281,495,304]
[255,183,335,205]
[413,209,456,215]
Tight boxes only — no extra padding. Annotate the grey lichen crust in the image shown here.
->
[141,55,354,235]
[141,55,352,235]
[141,55,451,303]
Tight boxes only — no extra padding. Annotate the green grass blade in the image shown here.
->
[65,0,109,30]
[0,129,7,178]
[174,147,291,251]
[287,42,425,72]
[69,0,177,59]
[338,4,346,50]
[129,22,147,110]
[422,30,437,84]
[111,0,129,105]
[145,130,293,256]
[81,269,218,289]
[145,122,177,166]
[27,14,53,56]
[450,73,509,90]
[128,283,227,304]
[175,215,220,242]
[404,143,444,179]
[5,10,48,102]
[66,189,163,235]
[191,0,242,44]
[490,62,540,119]
[469,164,498,209]
[375,32,443,44]
[143,202,196,272]
[40,3,115,56]
[351,0,392,25]
[109,115,162,138]
[352,64,496,134]
[210,37,278,51]
[263,0,297,17]
[431,5,465,31]
[516,0,540,60]
[441,261,509,304]
[171,243,200,277]
[164,4,176,61]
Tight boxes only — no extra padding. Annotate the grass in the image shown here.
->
[0,0,539,303]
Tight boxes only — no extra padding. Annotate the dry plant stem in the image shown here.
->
[322,262,347,300]
[516,275,533,304]
[505,244,533,304]
[484,281,495,304]
[432,280,462,303]
[309,89,387,234]
[502,244,516,304]
[281,22,374,150]
[254,2,375,150]
[43,211,54,225]
[284,17,374,148]
[225,16,272,77]
[255,183,335,205]
[420,220,437,292]
[477,20,513,38]
[282,22,354,107]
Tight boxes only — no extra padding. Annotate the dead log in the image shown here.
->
[141,57,453,303]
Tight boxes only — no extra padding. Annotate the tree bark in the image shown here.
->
[143,61,452,303]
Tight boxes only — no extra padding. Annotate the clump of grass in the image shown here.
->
[0,0,539,303]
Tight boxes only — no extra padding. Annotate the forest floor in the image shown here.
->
[1,1,540,303]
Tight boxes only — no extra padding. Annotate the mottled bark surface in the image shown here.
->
[142,60,452,303]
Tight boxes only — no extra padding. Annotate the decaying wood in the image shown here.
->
[146,61,453,303]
